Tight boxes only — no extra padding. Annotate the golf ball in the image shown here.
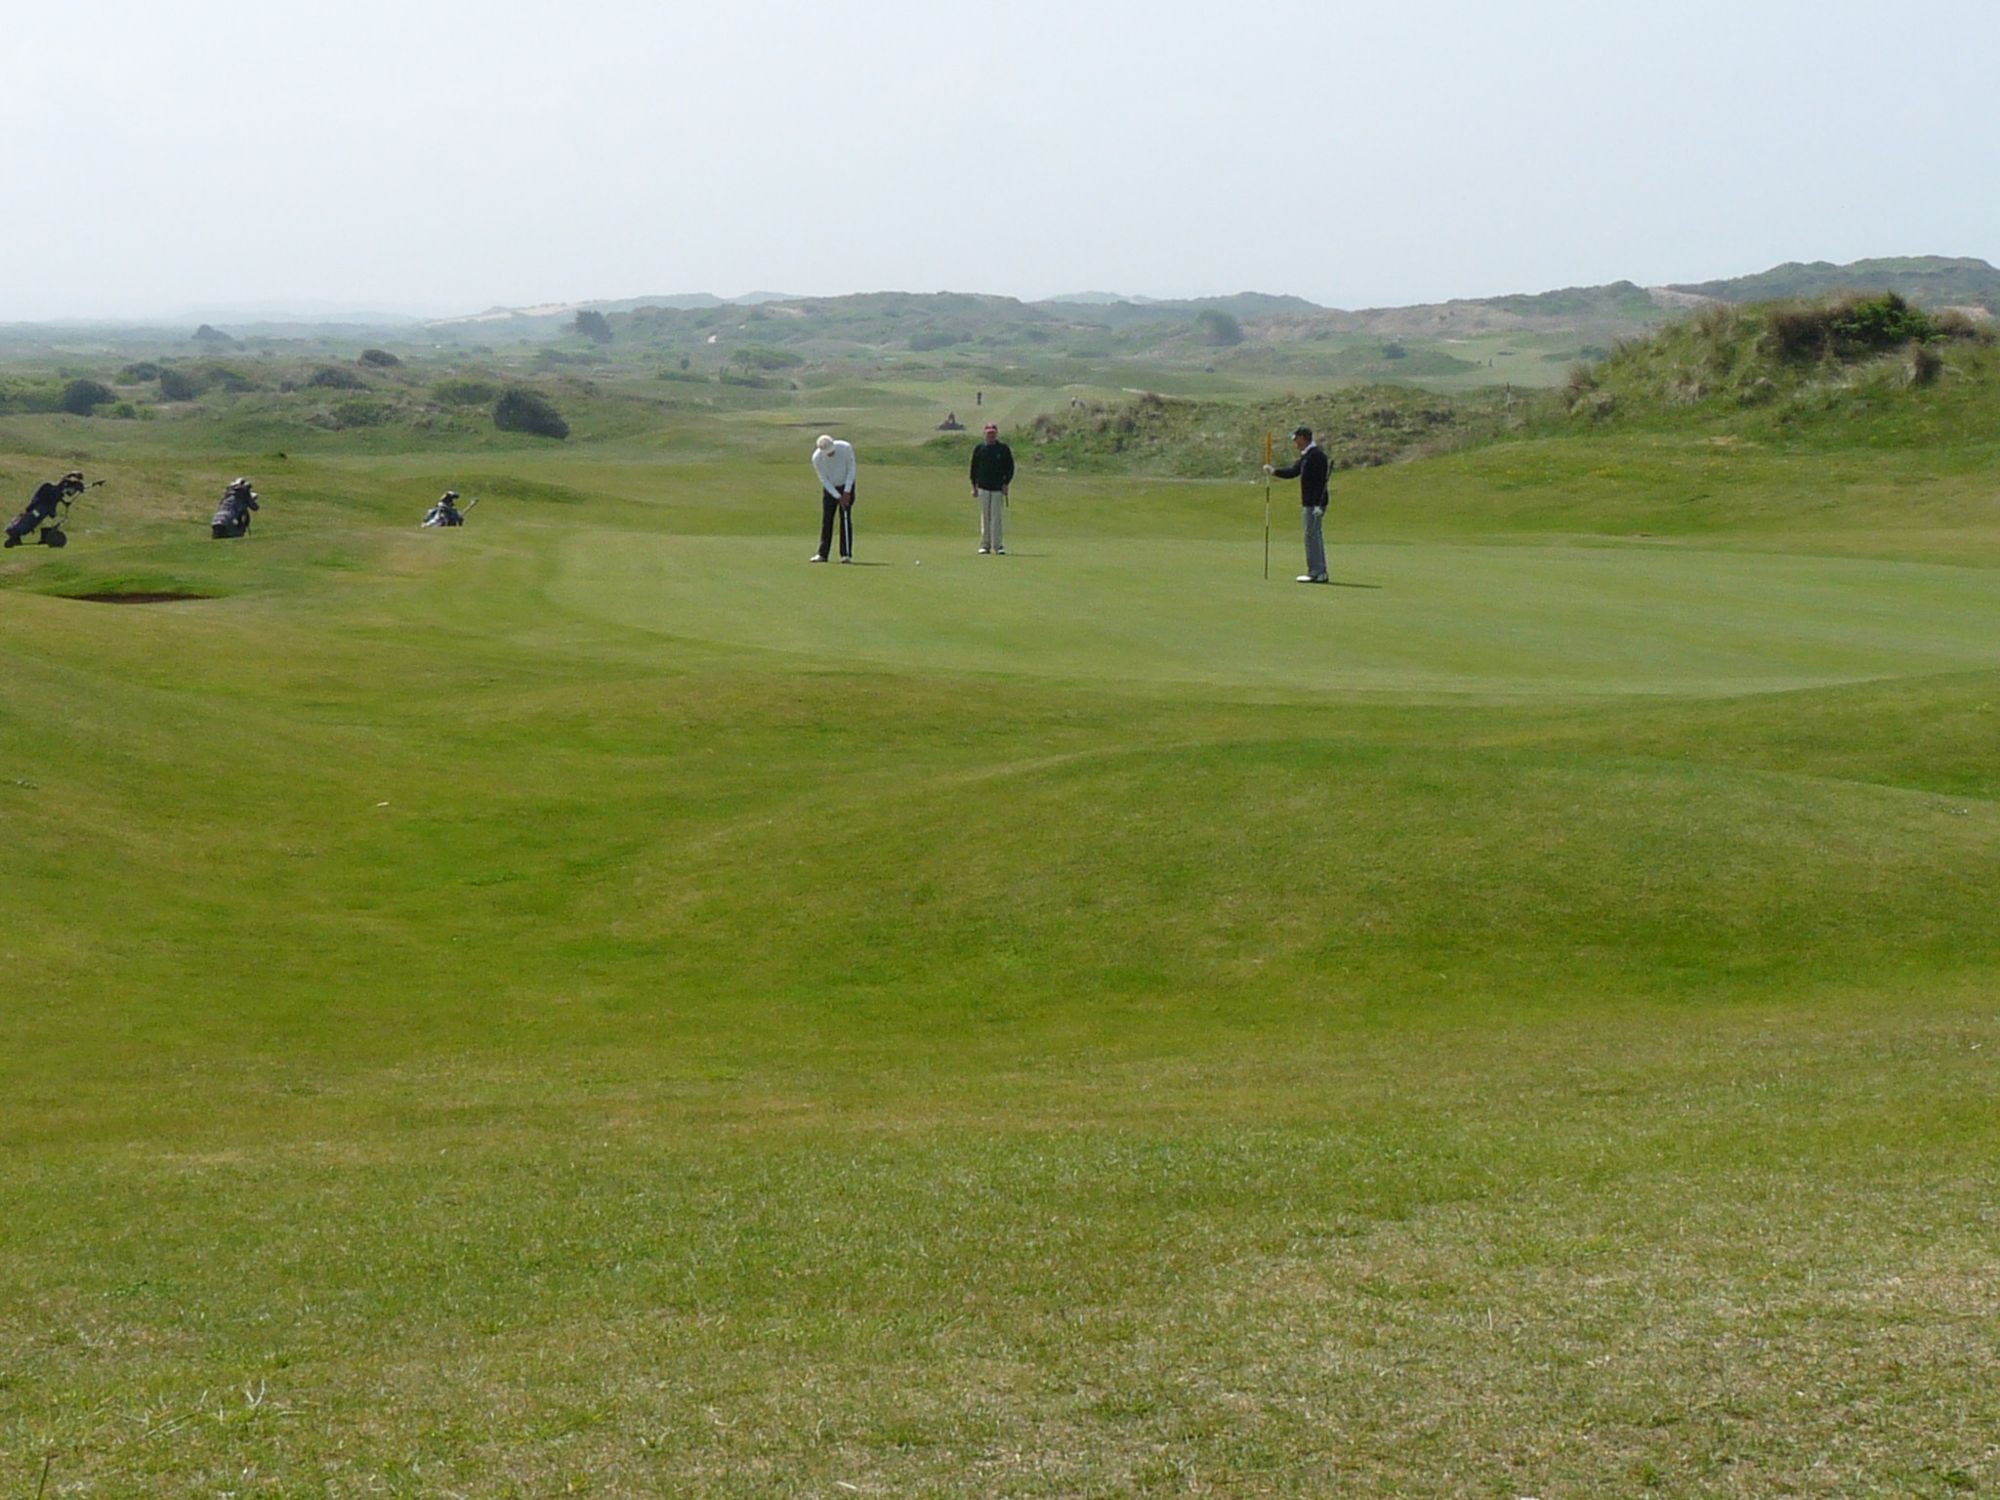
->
[914,559,922,566]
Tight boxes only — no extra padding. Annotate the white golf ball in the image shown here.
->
[914,559,922,566]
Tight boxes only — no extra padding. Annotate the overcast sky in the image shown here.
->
[4,0,1995,321]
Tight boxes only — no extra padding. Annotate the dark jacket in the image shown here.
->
[1272,443,1329,508]
[969,439,1015,491]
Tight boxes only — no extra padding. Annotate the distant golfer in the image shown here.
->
[810,434,856,562]
[1265,425,1329,584]
[969,421,1014,555]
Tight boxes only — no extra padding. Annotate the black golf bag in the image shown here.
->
[5,491,70,549]
[211,492,256,539]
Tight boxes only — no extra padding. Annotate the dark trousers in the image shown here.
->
[817,488,854,560]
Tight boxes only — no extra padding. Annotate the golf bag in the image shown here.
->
[211,490,256,539]
[4,486,81,549]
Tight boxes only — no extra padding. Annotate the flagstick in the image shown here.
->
[1262,431,1273,580]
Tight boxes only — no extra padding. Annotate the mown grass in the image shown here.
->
[1,370,1997,1496]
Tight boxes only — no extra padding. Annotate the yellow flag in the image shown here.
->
[1263,431,1274,467]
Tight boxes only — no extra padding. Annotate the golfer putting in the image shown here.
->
[810,434,857,562]
[1264,425,1330,583]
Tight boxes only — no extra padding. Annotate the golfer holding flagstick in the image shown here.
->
[1265,424,1330,584]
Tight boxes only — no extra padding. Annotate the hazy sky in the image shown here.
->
[5,0,1996,321]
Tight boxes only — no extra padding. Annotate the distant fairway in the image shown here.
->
[3,377,1998,1498]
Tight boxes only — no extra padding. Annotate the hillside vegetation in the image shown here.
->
[1565,291,1997,429]
[1669,255,2000,314]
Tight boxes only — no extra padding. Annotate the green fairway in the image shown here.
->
[3,376,1998,1498]
[561,530,2000,697]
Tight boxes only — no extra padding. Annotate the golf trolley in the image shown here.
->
[4,480,100,550]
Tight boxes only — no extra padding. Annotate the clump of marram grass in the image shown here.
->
[1905,341,1944,387]
[1762,291,1945,364]
[1936,308,1996,345]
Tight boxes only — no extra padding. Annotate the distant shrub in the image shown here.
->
[1936,308,1997,344]
[329,397,394,427]
[1194,309,1244,347]
[117,361,163,384]
[573,310,613,344]
[61,378,116,415]
[431,377,501,406]
[0,380,62,415]
[307,365,368,390]
[909,329,964,352]
[1381,341,1406,360]
[732,344,803,370]
[1765,292,1939,363]
[192,323,235,346]
[158,367,201,401]
[358,348,401,367]
[493,386,569,439]
[194,363,257,393]
[109,402,138,419]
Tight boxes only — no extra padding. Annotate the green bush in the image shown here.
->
[329,397,393,428]
[0,380,62,415]
[493,387,569,439]
[194,364,258,394]
[573,310,613,344]
[117,361,162,384]
[307,365,368,390]
[358,348,401,367]
[61,378,116,415]
[431,378,502,406]
[1194,309,1244,347]
[1765,292,1940,363]
[732,344,804,370]
[158,368,201,401]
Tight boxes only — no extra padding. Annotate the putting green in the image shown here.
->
[547,534,2000,698]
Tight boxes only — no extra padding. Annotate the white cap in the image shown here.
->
[815,434,834,452]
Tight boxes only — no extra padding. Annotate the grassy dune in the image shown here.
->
[2,378,1997,1496]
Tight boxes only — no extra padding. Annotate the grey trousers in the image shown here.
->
[976,488,1006,551]
[1302,505,1328,580]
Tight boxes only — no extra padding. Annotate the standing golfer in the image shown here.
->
[969,421,1014,555]
[810,434,856,563]
[1265,425,1329,583]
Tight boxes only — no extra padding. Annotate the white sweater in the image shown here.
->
[812,440,856,497]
